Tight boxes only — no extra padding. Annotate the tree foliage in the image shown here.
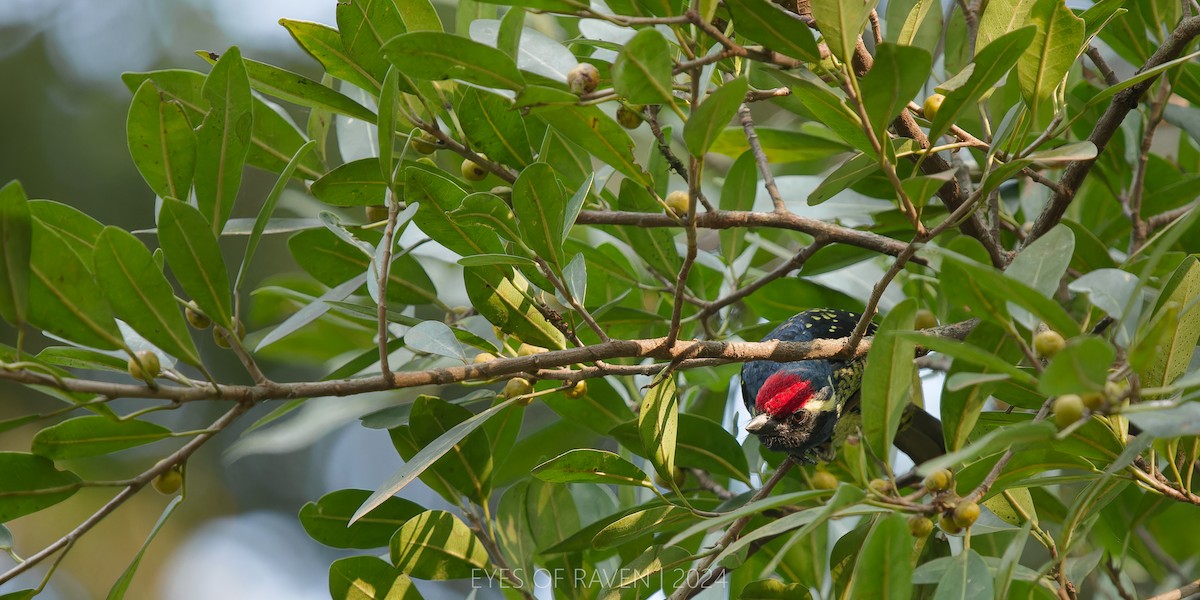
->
[2,0,1200,598]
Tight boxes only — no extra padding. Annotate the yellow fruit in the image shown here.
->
[923,93,945,121]
[938,512,962,534]
[923,469,953,492]
[1081,391,1106,411]
[128,350,162,382]
[214,320,246,349]
[869,478,892,495]
[517,343,547,357]
[665,190,690,215]
[412,133,439,154]
[567,63,600,94]
[1034,330,1066,359]
[461,157,488,181]
[908,515,934,537]
[474,352,497,364]
[503,377,533,401]
[1053,394,1085,428]
[153,467,183,495]
[812,470,839,490]
[365,205,389,223]
[415,157,437,169]
[564,380,588,398]
[185,301,211,329]
[914,309,938,330]
[616,105,642,129]
[952,500,980,528]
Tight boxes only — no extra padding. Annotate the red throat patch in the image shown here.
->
[755,373,814,418]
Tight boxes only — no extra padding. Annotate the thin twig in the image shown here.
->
[738,103,787,213]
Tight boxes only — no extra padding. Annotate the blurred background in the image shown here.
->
[0,1,471,598]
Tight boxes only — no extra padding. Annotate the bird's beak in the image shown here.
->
[745,413,777,435]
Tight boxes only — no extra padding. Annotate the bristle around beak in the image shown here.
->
[745,412,777,435]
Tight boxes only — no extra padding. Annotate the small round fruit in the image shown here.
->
[185,301,211,329]
[616,104,642,129]
[412,133,439,154]
[1053,394,1085,428]
[654,467,687,488]
[812,470,839,490]
[365,205,389,223]
[1034,330,1066,359]
[128,350,162,381]
[474,352,497,364]
[517,343,547,357]
[908,515,934,537]
[564,380,588,399]
[869,478,892,495]
[461,158,488,181]
[214,320,246,349]
[415,157,438,169]
[1081,391,1106,411]
[952,500,980,528]
[938,512,963,534]
[665,190,690,215]
[504,377,533,400]
[922,93,946,121]
[568,63,600,94]
[923,468,953,492]
[153,467,183,495]
[914,309,938,330]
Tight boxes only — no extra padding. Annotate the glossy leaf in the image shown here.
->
[158,199,234,330]
[300,489,424,549]
[0,180,31,325]
[288,228,437,307]
[810,0,879,62]
[93,227,202,367]
[235,141,315,298]
[859,44,931,143]
[536,105,651,187]
[280,19,380,93]
[404,321,468,362]
[336,0,407,89]
[975,0,1038,53]
[933,550,994,599]
[194,46,253,233]
[929,27,1037,143]
[457,89,533,169]
[684,77,748,157]
[1140,255,1200,387]
[1038,336,1114,395]
[612,29,674,105]
[592,505,696,550]
[328,556,421,600]
[197,51,376,122]
[861,299,918,463]
[637,376,678,486]
[726,0,820,62]
[463,266,567,350]
[389,510,490,579]
[848,514,913,600]
[1016,0,1083,104]
[382,32,525,91]
[513,162,566,269]
[0,452,81,522]
[313,158,391,207]
[126,80,196,200]
[27,220,125,350]
[532,449,652,487]
[31,416,172,460]
[27,200,104,260]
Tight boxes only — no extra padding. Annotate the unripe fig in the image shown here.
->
[461,157,488,181]
[1034,330,1066,359]
[868,478,892,495]
[185,301,211,329]
[1053,394,1085,428]
[567,63,600,94]
[923,93,945,121]
[812,470,838,490]
[665,190,690,215]
[914,309,938,330]
[412,133,439,154]
[517,343,547,356]
[908,514,934,537]
[474,352,497,364]
[153,466,183,495]
[654,467,687,488]
[952,500,980,528]
[564,380,588,399]
[504,377,533,402]
[128,350,162,382]
[1081,391,1106,411]
[923,468,953,492]
[214,320,246,349]
[616,105,642,129]
[938,512,962,534]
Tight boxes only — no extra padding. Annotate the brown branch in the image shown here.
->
[697,238,829,321]
[1147,578,1200,600]
[1086,46,1121,86]
[1024,15,1200,248]
[738,103,787,212]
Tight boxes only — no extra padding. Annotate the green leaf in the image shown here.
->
[1004,223,1074,329]
[197,51,376,123]
[389,510,490,579]
[810,0,879,63]
[280,19,380,93]
[1016,0,1084,105]
[1038,336,1115,396]
[126,80,196,200]
[708,127,850,163]
[859,44,932,143]
[329,556,422,600]
[862,299,918,463]
[720,151,757,260]
[235,141,316,298]
[889,0,942,54]
[457,89,533,169]
[463,266,567,350]
[0,452,81,522]
[194,46,253,234]
[637,376,678,486]
[684,77,748,157]
[353,396,520,524]
[784,77,872,153]
[592,505,697,550]
[532,449,652,487]
[107,495,183,600]
[933,550,994,600]
[158,199,234,329]
[917,420,1056,474]
[299,489,424,549]
[313,159,390,207]
[810,152,879,206]
[289,227,437,307]
[612,29,675,105]
[31,416,172,460]
[382,32,525,91]
[406,168,505,256]
[27,200,103,260]
[93,227,202,367]
[513,163,566,269]
[26,220,125,350]
[901,169,957,209]
[726,0,821,62]
[716,485,867,568]
[536,104,651,187]
[337,0,408,89]
[404,321,468,362]
[975,0,1038,53]
[474,0,584,10]
[929,26,1037,143]
[0,181,31,326]
[848,514,913,600]
[1140,255,1200,387]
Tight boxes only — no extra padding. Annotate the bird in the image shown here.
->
[740,308,945,464]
